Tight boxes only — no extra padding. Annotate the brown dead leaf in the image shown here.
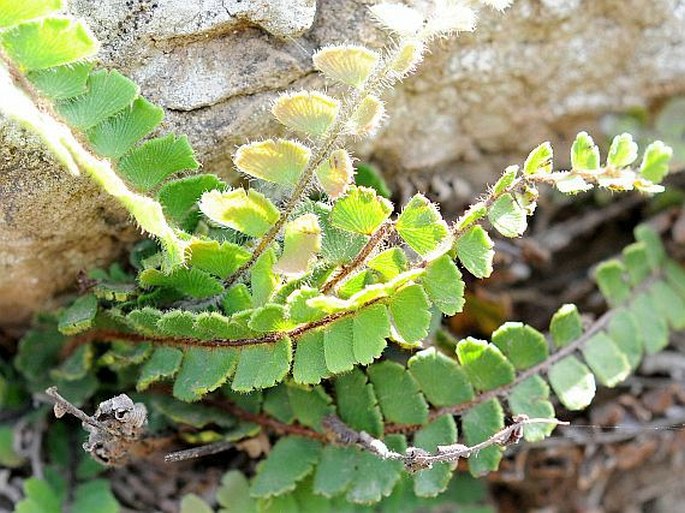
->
[590,402,626,427]
[236,431,270,459]
[641,387,675,416]
[611,439,659,470]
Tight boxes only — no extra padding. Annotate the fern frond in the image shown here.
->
[0,5,200,268]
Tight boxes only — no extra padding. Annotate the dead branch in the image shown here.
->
[322,414,567,472]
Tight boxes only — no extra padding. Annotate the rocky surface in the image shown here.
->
[0,123,137,325]
[1,0,684,325]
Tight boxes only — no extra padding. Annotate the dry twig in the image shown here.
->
[322,414,567,472]
[44,387,148,467]
[164,441,234,463]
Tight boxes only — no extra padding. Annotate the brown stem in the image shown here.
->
[58,268,661,468]
[203,397,326,442]
[432,274,659,419]
[223,43,410,289]
[145,396,564,468]
[65,296,386,355]
[212,394,420,439]
[321,221,393,294]
[432,309,613,418]
[450,176,525,239]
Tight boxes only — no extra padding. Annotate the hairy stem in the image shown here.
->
[66,241,660,361]
[433,275,659,419]
[321,221,393,294]
[203,396,327,442]
[64,296,387,354]
[433,310,614,418]
[450,175,526,239]
[224,42,410,288]
[0,54,188,269]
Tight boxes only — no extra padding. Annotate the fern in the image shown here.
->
[179,469,494,513]
[134,227,681,509]
[0,0,199,269]
[48,133,674,401]
[2,0,684,511]
[14,478,119,513]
